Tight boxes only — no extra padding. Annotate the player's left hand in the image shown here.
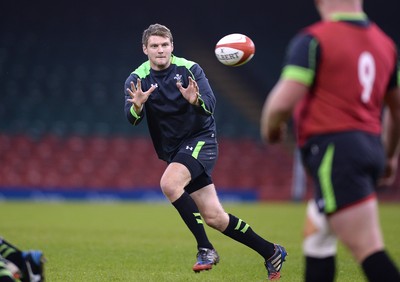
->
[267,123,288,143]
[176,77,200,106]
[378,156,399,187]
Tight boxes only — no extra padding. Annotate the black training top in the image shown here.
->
[124,55,217,162]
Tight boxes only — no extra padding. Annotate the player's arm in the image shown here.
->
[124,74,156,125]
[380,60,400,186]
[261,80,308,143]
[260,33,318,143]
[190,64,216,115]
[124,75,143,125]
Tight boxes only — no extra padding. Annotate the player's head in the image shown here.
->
[142,23,173,47]
[142,23,174,71]
[314,0,363,19]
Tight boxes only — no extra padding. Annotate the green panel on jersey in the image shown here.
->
[281,65,315,86]
[330,12,367,21]
[132,56,196,79]
[171,55,196,69]
[132,61,151,78]
[129,105,141,125]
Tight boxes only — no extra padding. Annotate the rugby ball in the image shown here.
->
[215,33,255,67]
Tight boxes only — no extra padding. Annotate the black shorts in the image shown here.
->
[300,131,385,214]
[171,136,218,194]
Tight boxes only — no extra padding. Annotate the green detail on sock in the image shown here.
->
[234,219,242,230]
[193,212,203,224]
[0,245,16,258]
[234,219,249,233]
[240,223,250,233]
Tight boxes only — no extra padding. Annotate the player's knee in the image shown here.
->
[160,178,171,196]
[303,200,337,258]
[202,211,218,228]
[202,210,227,231]
[160,178,183,201]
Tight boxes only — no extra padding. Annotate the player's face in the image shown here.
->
[143,35,174,71]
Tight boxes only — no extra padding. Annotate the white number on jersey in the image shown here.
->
[358,51,376,103]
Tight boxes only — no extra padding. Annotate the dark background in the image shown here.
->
[1,0,398,138]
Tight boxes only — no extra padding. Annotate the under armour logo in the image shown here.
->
[186,146,193,151]
[151,83,158,88]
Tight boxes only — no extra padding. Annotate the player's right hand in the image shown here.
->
[126,78,157,112]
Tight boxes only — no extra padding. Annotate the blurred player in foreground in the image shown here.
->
[0,237,45,282]
[124,23,286,280]
[260,0,400,281]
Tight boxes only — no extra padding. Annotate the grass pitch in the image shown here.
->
[0,201,399,281]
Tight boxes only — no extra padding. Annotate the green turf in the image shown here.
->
[0,201,399,281]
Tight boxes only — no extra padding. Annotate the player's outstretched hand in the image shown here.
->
[176,77,200,106]
[127,78,157,112]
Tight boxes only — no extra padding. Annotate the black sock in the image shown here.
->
[222,214,275,260]
[362,250,400,282]
[0,238,22,253]
[172,192,213,250]
[305,256,335,282]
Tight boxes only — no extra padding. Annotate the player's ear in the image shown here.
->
[142,44,148,55]
[171,42,174,52]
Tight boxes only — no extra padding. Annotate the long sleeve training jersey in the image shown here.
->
[124,55,217,162]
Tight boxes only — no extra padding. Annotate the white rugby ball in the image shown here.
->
[215,33,255,67]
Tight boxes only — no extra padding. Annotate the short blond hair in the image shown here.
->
[142,23,173,47]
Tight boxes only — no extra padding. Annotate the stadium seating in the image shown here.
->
[1,133,398,201]
[0,133,293,199]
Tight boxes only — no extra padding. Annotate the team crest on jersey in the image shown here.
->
[174,74,183,84]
